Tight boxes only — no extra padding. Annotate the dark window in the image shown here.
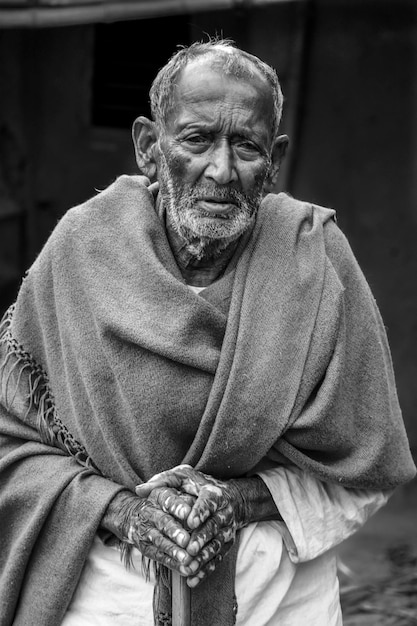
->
[92,16,191,128]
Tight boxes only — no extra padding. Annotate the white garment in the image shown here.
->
[188,284,206,294]
[62,465,389,626]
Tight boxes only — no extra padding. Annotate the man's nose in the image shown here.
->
[205,142,238,185]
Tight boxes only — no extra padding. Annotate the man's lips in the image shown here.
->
[195,199,237,216]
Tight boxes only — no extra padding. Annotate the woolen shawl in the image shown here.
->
[0,175,415,625]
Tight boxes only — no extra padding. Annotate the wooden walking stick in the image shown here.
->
[172,571,191,626]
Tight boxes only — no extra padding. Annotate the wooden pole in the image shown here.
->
[172,571,191,626]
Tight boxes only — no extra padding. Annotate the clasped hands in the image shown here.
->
[110,465,246,587]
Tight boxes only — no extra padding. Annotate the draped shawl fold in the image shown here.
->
[0,175,415,625]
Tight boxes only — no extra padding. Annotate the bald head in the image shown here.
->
[149,39,284,142]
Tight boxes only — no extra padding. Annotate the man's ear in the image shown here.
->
[132,116,158,181]
[265,134,289,192]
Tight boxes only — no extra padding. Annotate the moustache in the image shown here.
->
[185,184,250,205]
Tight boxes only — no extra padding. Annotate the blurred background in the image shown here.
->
[0,2,416,621]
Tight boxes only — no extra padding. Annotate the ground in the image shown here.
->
[338,477,417,625]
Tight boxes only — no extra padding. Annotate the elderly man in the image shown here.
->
[0,40,415,626]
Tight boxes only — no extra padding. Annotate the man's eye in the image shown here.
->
[234,141,261,158]
[236,141,258,153]
[185,135,209,144]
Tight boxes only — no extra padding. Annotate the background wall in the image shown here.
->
[0,0,416,453]
[289,1,417,454]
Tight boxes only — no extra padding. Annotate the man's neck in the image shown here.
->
[165,214,241,288]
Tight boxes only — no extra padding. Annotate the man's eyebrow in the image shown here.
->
[176,120,214,133]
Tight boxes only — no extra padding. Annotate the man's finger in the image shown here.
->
[144,528,193,565]
[186,515,221,555]
[187,483,225,529]
[140,539,200,576]
[187,516,235,556]
[186,540,234,588]
[133,502,190,548]
[135,465,193,497]
[151,508,191,548]
[151,487,194,521]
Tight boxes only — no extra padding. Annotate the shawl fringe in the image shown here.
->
[1,302,180,617]
[0,304,99,473]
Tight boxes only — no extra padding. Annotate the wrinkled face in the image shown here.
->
[155,59,276,242]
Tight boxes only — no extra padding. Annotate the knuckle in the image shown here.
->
[155,511,174,531]
[215,507,233,525]
[220,526,236,542]
[206,516,220,534]
[198,538,223,564]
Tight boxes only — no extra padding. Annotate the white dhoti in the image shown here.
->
[63,466,388,625]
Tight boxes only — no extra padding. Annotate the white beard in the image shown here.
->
[158,151,265,257]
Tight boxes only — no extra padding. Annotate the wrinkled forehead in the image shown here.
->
[181,49,272,92]
[169,54,275,119]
